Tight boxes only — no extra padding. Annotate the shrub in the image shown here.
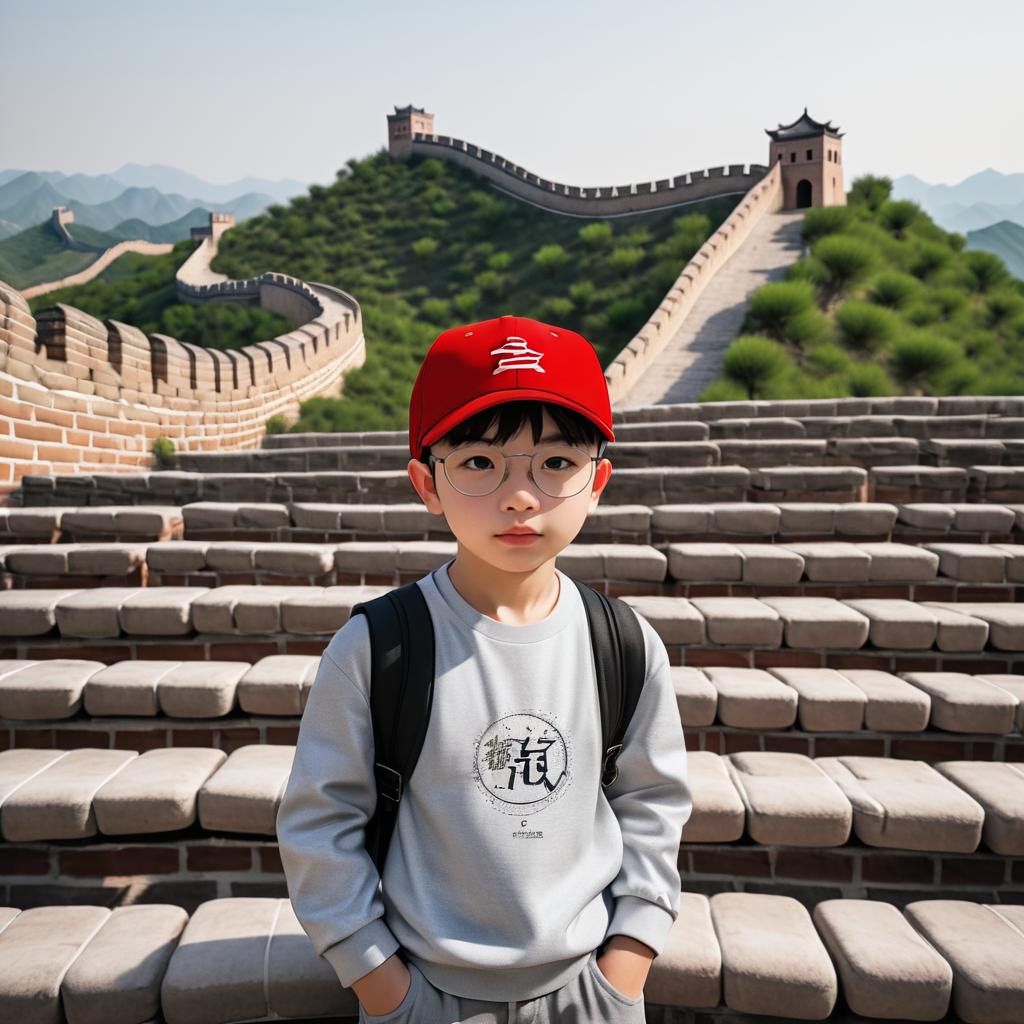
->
[579,222,613,249]
[539,297,575,322]
[474,270,507,297]
[533,243,569,272]
[606,297,645,329]
[846,363,896,396]
[805,343,851,376]
[811,235,878,307]
[416,158,445,179]
[848,175,892,212]
[608,246,645,272]
[420,298,451,324]
[932,287,968,320]
[265,415,289,434]
[151,436,176,467]
[908,241,950,280]
[963,250,1010,293]
[786,257,828,290]
[868,271,921,309]
[889,333,962,391]
[744,281,816,340]
[569,281,597,309]
[621,227,651,246]
[986,290,1024,328]
[487,251,512,271]
[721,336,790,399]
[581,312,609,339]
[698,378,748,403]
[452,290,481,316]
[469,192,509,226]
[903,300,942,327]
[411,237,439,262]
[834,300,899,353]
[879,199,921,238]
[800,205,852,244]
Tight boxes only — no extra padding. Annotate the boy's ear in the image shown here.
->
[408,458,445,515]
[589,457,612,507]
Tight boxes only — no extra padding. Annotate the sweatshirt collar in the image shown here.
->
[428,557,575,643]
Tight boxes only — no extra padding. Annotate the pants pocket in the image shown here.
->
[358,961,422,1022]
[587,950,645,1007]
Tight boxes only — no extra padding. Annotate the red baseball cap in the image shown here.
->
[408,314,615,461]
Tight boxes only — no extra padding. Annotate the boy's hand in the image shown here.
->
[596,935,654,1000]
[351,952,413,1015]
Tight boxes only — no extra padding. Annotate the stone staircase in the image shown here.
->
[621,210,807,407]
[1,396,1023,1023]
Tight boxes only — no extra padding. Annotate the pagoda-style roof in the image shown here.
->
[389,104,431,119]
[765,108,844,141]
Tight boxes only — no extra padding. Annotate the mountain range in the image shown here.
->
[0,165,308,241]
[892,169,1024,234]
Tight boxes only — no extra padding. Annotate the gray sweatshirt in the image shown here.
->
[276,558,692,1002]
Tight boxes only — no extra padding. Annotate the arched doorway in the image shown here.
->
[796,179,813,208]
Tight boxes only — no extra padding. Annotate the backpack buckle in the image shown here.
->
[374,762,403,803]
[601,744,623,787]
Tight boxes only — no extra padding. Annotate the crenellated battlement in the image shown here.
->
[406,132,768,217]
[0,215,366,503]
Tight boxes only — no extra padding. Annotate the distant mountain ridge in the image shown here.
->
[893,168,1024,234]
[0,164,307,241]
[966,220,1024,280]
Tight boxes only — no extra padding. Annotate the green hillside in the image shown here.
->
[106,207,210,243]
[0,222,103,289]
[700,176,1024,401]
[64,222,119,248]
[27,241,293,350]
[965,220,1024,281]
[210,148,733,433]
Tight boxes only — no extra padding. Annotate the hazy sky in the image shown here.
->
[3,0,1020,190]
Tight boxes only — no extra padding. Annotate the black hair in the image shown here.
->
[422,400,606,478]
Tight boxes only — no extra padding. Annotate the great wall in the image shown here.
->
[1,107,1022,1023]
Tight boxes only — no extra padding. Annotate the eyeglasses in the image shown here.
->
[427,442,604,498]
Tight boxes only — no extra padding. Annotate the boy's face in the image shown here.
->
[407,407,612,570]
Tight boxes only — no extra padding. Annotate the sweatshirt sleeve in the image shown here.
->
[275,614,401,988]
[601,612,693,957]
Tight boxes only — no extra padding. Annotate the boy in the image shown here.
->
[277,314,693,1022]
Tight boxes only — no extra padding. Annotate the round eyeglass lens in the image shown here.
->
[444,443,594,497]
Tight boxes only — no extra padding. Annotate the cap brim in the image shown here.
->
[416,389,615,458]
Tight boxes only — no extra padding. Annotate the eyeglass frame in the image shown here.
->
[426,438,610,498]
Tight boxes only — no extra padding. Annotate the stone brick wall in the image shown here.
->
[604,162,784,405]
[0,276,366,505]
[409,132,768,217]
[22,239,175,300]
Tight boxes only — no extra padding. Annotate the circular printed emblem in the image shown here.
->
[473,711,571,816]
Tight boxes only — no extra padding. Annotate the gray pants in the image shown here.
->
[358,949,646,1023]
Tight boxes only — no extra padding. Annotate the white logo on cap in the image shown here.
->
[491,336,546,375]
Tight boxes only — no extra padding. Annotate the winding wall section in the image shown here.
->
[23,208,174,300]
[0,219,365,504]
[408,133,768,218]
[604,162,784,404]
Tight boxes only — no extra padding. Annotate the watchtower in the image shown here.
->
[766,109,845,210]
[387,104,435,160]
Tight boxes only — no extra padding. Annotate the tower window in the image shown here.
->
[790,152,796,163]
[806,149,812,160]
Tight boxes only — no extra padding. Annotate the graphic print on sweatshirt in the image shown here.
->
[472,709,574,830]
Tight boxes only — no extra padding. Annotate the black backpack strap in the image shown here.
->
[350,581,436,876]
[570,578,647,788]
